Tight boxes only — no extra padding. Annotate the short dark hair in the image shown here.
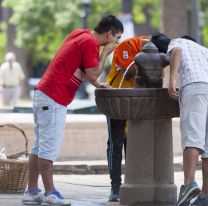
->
[94,14,124,35]
[151,33,171,53]
[181,35,196,42]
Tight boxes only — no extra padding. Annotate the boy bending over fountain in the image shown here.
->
[105,35,150,202]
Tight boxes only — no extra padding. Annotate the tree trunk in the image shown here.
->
[160,0,189,38]
[160,0,189,88]
[134,4,157,36]
[119,0,135,40]
[122,0,133,13]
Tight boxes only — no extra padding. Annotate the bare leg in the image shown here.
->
[39,158,54,192]
[201,158,208,196]
[183,147,199,185]
[28,154,39,189]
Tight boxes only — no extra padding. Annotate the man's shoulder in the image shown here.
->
[66,29,95,43]
[0,62,8,69]
[78,30,98,46]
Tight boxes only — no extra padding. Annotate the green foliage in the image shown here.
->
[2,0,81,64]
[200,0,208,46]
[0,33,6,63]
[2,0,207,67]
[88,0,121,29]
[202,27,208,47]
[1,0,161,65]
[0,22,7,63]
[133,0,160,29]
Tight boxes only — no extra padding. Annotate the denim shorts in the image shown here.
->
[31,90,67,161]
[180,83,208,158]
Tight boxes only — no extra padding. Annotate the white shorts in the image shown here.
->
[180,83,208,158]
[31,90,67,161]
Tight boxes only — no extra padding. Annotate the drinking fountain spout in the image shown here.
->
[134,42,170,88]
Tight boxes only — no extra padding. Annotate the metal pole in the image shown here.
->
[81,0,91,29]
[122,0,133,13]
[0,0,2,32]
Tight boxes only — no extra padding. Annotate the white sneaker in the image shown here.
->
[41,190,71,206]
[22,189,44,205]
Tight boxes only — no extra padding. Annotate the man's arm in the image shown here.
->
[85,42,116,88]
[168,47,181,99]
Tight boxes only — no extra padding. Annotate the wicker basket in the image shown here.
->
[0,124,29,193]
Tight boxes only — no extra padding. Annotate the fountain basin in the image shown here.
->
[95,88,179,120]
[95,87,180,206]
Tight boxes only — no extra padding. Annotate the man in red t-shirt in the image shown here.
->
[22,14,123,206]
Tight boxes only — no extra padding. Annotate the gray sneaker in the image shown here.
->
[108,191,120,202]
[191,196,208,206]
[177,180,200,206]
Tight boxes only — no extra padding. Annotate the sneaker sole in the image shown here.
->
[41,202,71,206]
[22,200,42,205]
[177,187,200,206]
[108,199,119,202]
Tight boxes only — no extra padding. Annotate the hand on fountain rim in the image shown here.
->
[98,83,112,88]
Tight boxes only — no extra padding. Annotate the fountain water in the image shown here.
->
[118,61,135,88]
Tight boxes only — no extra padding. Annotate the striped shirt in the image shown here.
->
[167,38,208,89]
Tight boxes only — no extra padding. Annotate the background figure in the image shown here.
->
[105,36,150,202]
[0,52,25,107]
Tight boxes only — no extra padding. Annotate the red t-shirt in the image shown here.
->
[36,29,99,106]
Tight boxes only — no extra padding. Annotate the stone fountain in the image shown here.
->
[95,42,179,206]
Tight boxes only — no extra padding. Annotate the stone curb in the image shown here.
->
[54,164,109,174]
[53,160,202,174]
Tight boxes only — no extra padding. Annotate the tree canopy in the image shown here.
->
[1,0,161,64]
[201,0,208,46]
[2,0,82,63]
[1,0,207,65]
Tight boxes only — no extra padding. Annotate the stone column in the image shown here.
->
[120,119,176,206]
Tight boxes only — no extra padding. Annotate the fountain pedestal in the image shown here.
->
[95,88,179,206]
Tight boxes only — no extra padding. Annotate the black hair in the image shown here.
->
[151,33,171,53]
[181,35,196,42]
[94,14,124,35]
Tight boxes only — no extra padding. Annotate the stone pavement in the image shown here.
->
[0,99,201,205]
[0,168,203,206]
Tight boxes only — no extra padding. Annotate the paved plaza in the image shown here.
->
[0,99,201,205]
[0,170,203,206]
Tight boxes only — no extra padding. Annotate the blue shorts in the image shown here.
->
[31,90,67,161]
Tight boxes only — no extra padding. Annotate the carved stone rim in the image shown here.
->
[95,88,170,97]
[95,88,179,119]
